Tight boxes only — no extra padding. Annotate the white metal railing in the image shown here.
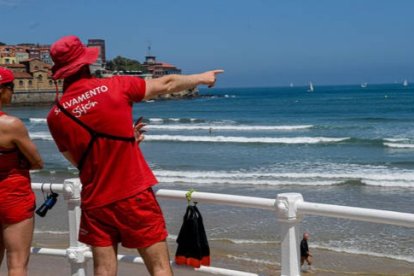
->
[156,190,414,276]
[30,180,414,276]
[298,201,414,227]
[31,179,258,276]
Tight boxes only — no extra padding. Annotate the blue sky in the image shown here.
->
[1,0,414,87]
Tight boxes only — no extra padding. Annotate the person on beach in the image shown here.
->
[0,67,44,275]
[46,35,223,276]
[300,232,313,270]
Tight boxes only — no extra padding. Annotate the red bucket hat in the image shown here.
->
[50,35,99,80]
[0,67,14,85]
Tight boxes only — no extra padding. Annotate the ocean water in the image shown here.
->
[5,84,414,272]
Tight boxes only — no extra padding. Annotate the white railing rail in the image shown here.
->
[156,189,276,210]
[157,190,414,276]
[298,201,414,228]
[30,181,414,276]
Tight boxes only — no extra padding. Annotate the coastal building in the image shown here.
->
[142,55,182,78]
[1,58,63,103]
[0,40,195,102]
[15,51,30,63]
[0,46,17,64]
[0,44,52,65]
[140,52,197,99]
[0,55,17,64]
[27,47,40,60]
[87,39,106,74]
[39,47,53,65]
[87,39,106,64]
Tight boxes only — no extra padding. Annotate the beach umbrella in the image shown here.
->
[175,190,210,268]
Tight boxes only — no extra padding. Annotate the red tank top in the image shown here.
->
[0,111,32,202]
[0,111,30,172]
[0,147,27,174]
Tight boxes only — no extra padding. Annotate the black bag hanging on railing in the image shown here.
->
[175,202,210,268]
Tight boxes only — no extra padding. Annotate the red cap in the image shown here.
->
[0,67,14,85]
[50,35,99,80]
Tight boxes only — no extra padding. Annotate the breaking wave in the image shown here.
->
[313,243,414,263]
[153,167,414,188]
[145,135,349,144]
[147,124,313,131]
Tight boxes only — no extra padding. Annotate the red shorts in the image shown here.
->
[0,192,35,225]
[79,188,168,248]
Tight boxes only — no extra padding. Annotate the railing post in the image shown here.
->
[63,178,89,276]
[275,193,304,276]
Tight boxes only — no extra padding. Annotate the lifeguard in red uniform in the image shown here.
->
[46,35,222,275]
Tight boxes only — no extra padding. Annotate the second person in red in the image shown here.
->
[47,35,223,276]
[0,67,44,276]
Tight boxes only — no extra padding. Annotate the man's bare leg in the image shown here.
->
[138,240,173,276]
[92,244,118,276]
[306,256,313,266]
[3,218,34,276]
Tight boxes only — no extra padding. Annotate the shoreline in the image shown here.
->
[3,244,413,276]
[28,232,414,276]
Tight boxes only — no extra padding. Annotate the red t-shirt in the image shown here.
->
[47,76,157,210]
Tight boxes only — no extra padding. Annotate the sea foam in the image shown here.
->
[29,118,47,123]
[153,168,414,188]
[147,124,313,131]
[29,131,53,141]
[145,135,349,144]
[313,243,414,263]
[384,142,414,149]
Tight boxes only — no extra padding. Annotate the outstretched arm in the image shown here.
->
[144,70,224,100]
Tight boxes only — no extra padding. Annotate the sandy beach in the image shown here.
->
[3,236,412,276]
[1,246,413,276]
[0,254,214,276]
[22,197,414,276]
[200,239,414,275]
[304,248,414,276]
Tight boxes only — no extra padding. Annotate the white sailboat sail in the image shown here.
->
[403,80,408,87]
[307,82,314,92]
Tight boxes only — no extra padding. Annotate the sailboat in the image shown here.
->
[361,82,367,88]
[403,80,408,87]
[307,82,314,92]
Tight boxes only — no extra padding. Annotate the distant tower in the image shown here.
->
[87,39,106,65]
[145,42,156,65]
